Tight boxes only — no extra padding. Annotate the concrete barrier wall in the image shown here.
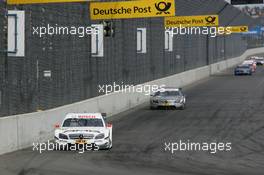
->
[210,48,264,74]
[0,47,263,155]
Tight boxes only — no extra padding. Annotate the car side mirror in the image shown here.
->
[54,123,60,128]
[106,123,112,128]
[101,113,107,120]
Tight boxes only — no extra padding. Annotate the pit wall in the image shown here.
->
[1,47,263,155]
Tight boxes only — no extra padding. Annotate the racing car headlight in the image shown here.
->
[174,97,182,103]
[95,133,105,140]
[59,133,68,140]
[180,97,184,103]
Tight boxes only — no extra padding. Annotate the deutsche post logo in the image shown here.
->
[240,27,247,32]
[90,0,175,20]
[155,1,172,15]
[205,16,217,24]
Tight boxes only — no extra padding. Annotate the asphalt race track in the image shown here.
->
[1,63,264,175]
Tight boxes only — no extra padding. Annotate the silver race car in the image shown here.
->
[150,87,186,110]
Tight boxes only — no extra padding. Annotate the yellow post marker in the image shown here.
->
[164,15,219,27]
[90,0,175,20]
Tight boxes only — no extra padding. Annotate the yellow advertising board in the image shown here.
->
[165,15,219,27]
[90,0,175,20]
[217,26,249,35]
[229,26,249,33]
[7,0,89,4]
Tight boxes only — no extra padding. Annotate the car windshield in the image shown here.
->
[62,118,104,127]
[238,65,249,68]
[156,91,180,96]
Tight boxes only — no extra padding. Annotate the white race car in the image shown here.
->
[150,87,186,110]
[54,113,112,150]
[254,57,264,65]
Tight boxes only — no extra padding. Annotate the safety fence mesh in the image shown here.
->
[0,0,262,116]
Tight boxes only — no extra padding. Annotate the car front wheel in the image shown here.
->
[179,104,185,110]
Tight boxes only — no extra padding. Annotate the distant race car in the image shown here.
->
[242,60,256,72]
[234,65,252,76]
[254,57,264,65]
[150,87,186,110]
[248,56,257,60]
[54,113,112,150]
